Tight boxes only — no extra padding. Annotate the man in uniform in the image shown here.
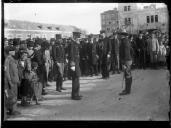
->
[101,32,111,79]
[119,32,133,95]
[68,37,82,100]
[53,39,66,92]
[5,46,21,115]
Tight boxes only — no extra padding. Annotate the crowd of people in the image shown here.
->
[3,30,170,119]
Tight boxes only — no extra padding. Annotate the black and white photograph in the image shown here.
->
[2,2,170,121]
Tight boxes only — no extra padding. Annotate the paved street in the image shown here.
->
[7,69,169,121]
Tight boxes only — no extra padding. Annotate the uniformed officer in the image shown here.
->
[68,38,82,100]
[53,39,66,92]
[119,32,133,95]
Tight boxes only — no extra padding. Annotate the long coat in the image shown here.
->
[5,55,19,108]
[120,37,133,63]
[68,41,81,77]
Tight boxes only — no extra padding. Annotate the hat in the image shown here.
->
[8,46,16,51]
[13,39,20,46]
[31,62,38,68]
[120,32,129,36]
[27,41,34,47]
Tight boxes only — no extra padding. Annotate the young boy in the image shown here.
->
[30,62,42,105]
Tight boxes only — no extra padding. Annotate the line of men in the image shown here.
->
[3,30,170,119]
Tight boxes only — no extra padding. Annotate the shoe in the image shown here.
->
[42,91,48,95]
[56,89,62,92]
[119,91,129,96]
[36,102,40,105]
[10,111,21,115]
[61,87,66,90]
[21,100,30,106]
[71,96,82,100]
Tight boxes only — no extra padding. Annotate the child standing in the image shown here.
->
[30,62,42,105]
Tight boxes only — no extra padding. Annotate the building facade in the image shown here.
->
[101,3,168,35]
[4,20,86,40]
[101,8,119,37]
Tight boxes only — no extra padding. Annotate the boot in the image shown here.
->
[56,78,61,92]
[119,77,132,95]
[127,77,132,94]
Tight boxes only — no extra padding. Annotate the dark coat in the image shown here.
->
[68,41,81,77]
[101,37,111,56]
[120,37,133,62]
[92,41,98,65]
[52,43,65,63]
[111,38,120,55]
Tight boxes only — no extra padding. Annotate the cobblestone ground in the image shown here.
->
[6,69,170,121]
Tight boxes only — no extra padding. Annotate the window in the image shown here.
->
[147,16,150,23]
[56,27,60,30]
[128,6,131,11]
[47,27,52,30]
[125,18,127,25]
[107,28,110,31]
[124,6,127,11]
[38,25,42,29]
[109,21,111,24]
[155,15,158,22]
[128,18,131,24]
[151,15,154,23]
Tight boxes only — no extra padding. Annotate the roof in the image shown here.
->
[4,19,83,33]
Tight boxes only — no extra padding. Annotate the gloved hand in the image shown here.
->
[71,66,75,71]
[107,54,110,58]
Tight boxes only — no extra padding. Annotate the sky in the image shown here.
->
[4,3,166,34]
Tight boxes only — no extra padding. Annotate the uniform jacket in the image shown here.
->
[52,43,65,63]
